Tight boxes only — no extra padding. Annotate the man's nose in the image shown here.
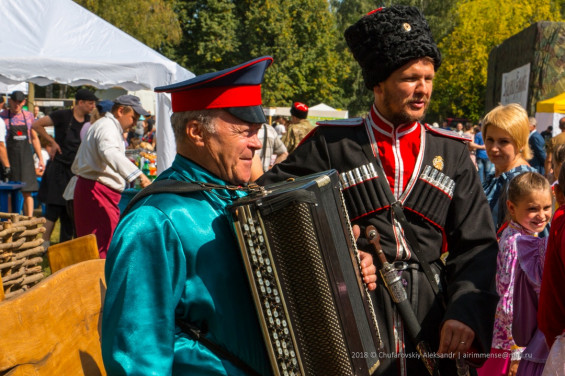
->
[249,133,262,150]
[415,78,430,93]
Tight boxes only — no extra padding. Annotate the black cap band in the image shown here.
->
[226,106,266,124]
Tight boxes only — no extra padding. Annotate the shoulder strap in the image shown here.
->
[355,126,441,296]
[423,123,470,142]
[120,179,212,218]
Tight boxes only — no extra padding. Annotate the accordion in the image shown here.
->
[229,170,381,376]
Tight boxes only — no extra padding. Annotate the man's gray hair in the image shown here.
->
[170,109,223,142]
[528,116,537,127]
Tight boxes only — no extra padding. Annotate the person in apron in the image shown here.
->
[0,91,44,216]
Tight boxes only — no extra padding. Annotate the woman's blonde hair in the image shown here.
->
[481,103,532,160]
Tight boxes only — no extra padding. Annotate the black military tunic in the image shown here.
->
[258,110,499,376]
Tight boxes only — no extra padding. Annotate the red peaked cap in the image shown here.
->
[154,56,273,124]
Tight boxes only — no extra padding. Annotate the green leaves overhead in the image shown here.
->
[75,0,565,121]
[74,0,182,49]
[431,0,560,121]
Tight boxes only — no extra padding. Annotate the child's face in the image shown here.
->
[507,189,553,233]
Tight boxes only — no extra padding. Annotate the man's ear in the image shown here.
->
[114,105,124,119]
[186,120,205,146]
[373,82,384,96]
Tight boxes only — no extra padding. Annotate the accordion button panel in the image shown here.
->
[234,205,304,376]
[231,171,383,376]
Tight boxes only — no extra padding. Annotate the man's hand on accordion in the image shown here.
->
[353,224,378,291]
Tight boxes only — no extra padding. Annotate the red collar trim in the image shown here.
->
[369,105,419,137]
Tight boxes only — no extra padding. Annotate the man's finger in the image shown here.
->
[438,320,475,354]
[352,224,361,241]
[438,326,453,354]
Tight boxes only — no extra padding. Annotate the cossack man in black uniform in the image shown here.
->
[259,6,499,376]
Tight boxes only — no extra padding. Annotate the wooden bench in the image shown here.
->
[0,259,107,375]
[47,234,99,273]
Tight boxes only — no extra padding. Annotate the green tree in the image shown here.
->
[74,0,182,49]
[165,0,344,109]
[161,0,241,72]
[331,0,375,117]
[252,0,344,107]
[431,0,561,121]
[234,0,297,105]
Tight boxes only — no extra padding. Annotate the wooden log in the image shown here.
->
[24,257,44,267]
[0,257,25,271]
[0,225,27,238]
[20,226,46,237]
[0,259,107,375]
[0,237,25,251]
[1,221,14,294]
[14,245,45,259]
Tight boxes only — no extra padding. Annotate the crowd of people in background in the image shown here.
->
[0,89,157,250]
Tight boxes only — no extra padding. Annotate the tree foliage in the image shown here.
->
[75,0,565,122]
[331,0,375,117]
[163,0,344,109]
[160,0,241,71]
[74,0,182,49]
[430,0,561,122]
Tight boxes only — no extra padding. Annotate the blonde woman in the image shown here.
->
[482,103,535,233]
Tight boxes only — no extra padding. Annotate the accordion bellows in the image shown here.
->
[229,170,381,376]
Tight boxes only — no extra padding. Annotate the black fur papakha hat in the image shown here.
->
[344,6,441,90]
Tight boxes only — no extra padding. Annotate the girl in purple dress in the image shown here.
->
[513,234,549,376]
[480,172,552,376]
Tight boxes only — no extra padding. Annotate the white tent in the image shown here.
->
[0,82,29,96]
[308,103,348,119]
[535,92,565,136]
[271,103,348,120]
[0,0,194,172]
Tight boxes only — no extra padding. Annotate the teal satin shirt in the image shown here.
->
[102,154,271,375]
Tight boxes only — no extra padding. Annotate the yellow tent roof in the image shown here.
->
[537,92,565,113]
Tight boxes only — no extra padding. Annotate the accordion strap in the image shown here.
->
[176,319,262,376]
[120,179,248,219]
[356,128,440,296]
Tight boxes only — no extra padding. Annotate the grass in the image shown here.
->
[50,219,61,244]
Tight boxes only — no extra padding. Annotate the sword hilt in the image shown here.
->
[365,225,388,268]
